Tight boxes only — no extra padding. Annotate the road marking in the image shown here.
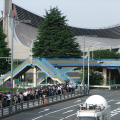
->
[115,102,120,104]
[63,110,74,114]
[107,99,120,102]
[107,100,113,103]
[32,104,80,120]
[111,107,120,117]
[60,113,77,120]
[39,109,49,113]
[74,100,81,103]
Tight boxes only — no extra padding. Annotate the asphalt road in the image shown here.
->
[3,89,120,120]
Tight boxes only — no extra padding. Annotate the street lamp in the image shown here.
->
[87,42,101,93]
[88,47,90,94]
[9,10,31,106]
[82,35,85,93]
[9,10,14,107]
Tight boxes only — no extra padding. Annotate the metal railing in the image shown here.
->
[0,90,88,119]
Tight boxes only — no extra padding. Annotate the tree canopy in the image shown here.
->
[92,49,120,59]
[33,7,82,58]
[0,26,10,74]
[80,69,103,85]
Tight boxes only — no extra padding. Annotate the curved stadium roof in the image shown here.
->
[11,0,120,29]
[1,0,120,43]
[1,0,120,28]
[13,2,120,39]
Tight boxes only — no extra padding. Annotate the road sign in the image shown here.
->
[6,82,12,88]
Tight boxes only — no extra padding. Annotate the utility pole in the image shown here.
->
[9,10,14,107]
[82,35,85,94]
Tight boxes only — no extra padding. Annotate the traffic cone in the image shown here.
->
[44,99,47,104]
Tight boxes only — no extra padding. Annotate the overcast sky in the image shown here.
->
[0,0,120,29]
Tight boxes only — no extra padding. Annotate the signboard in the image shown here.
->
[6,82,12,88]
[15,79,19,82]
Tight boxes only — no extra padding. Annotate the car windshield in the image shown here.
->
[78,117,96,120]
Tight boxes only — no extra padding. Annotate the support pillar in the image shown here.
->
[33,67,37,87]
[13,79,15,88]
[3,0,12,44]
[109,69,111,80]
[103,67,107,86]
[108,69,111,85]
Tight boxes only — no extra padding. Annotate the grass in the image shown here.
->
[0,87,22,91]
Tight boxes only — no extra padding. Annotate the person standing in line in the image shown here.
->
[16,89,19,96]
[18,92,23,103]
[58,85,61,95]
[13,95,18,104]
[23,90,28,101]
[51,86,54,96]
[2,92,8,107]
[55,86,58,95]
[6,92,11,106]
[0,92,3,107]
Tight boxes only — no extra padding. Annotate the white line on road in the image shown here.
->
[74,100,81,103]
[63,110,74,114]
[32,104,80,120]
[107,100,113,103]
[38,109,49,113]
[115,101,120,104]
[111,107,120,117]
[60,113,77,120]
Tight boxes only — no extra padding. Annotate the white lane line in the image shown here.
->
[63,110,74,114]
[38,109,49,113]
[111,107,120,117]
[107,100,113,103]
[60,113,77,120]
[115,102,120,104]
[74,100,81,103]
[32,104,80,120]
[107,99,120,102]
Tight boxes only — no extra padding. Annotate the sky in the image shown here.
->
[0,0,120,29]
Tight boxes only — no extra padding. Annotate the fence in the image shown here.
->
[0,90,88,119]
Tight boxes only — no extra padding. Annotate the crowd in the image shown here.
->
[0,83,77,108]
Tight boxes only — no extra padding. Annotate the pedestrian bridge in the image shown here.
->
[0,58,120,87]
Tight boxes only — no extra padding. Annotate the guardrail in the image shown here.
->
[0,90,88,119]
[90,84,120,90]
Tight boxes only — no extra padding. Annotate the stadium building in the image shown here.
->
[0,0,120,59]
[0,0,120,87]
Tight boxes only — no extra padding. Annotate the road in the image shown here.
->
[3,89,120,120]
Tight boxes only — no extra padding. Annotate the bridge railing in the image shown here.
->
[0,90,88,119]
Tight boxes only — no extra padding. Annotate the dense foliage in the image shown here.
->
[92,50,120,59]
[80,69,103,85]
[0,26,10,74]
[33,7,82,58]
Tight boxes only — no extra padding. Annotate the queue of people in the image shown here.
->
[0,83,77,108]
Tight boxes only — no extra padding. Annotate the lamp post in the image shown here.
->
[9,10,14,107]
[87,42,101,94]
[82,35,85,93]
[88,48,90,94]
[9,10,31,106]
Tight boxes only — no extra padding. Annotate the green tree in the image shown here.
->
[80,69,103,85]
[33,7,82,58]
[0,26,10,74]
[92,50,120,59]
